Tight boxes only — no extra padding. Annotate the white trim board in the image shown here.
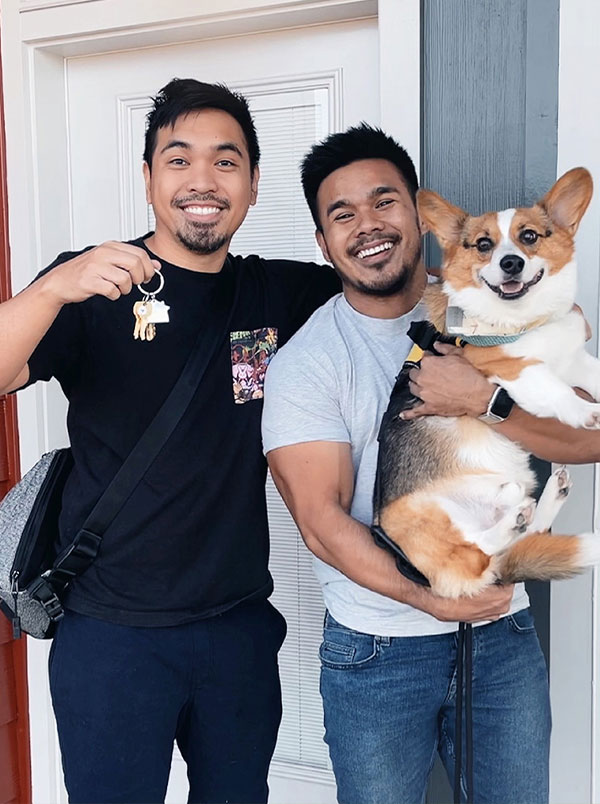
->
[19,0,378,54]
[20,0,100,10]
[552,1,600,802]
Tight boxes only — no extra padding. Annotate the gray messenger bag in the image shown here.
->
[0,261,239,639]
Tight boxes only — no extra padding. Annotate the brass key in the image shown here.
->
[133,301,153,340]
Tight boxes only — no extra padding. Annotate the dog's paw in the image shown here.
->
[554,466,573,499]
[543,466,572,500]
[529,468,572,533]
[512,499,536,534]
[584,405,600,429]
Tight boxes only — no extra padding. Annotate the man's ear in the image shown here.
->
[143,162,152,205]
[539,167,593,236]
[316,229,331,264]
[417,189,466,250]
[250,166,260,206]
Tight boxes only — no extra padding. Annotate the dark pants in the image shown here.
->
[49,599,286,804]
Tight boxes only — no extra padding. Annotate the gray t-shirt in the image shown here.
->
[262,292,527,636]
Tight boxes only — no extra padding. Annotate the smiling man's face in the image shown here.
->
[316,158,421,298]
[144,108,258,263]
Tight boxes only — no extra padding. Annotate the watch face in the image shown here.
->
[490,388,515,420]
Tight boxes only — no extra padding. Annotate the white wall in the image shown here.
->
[551,1,600,801]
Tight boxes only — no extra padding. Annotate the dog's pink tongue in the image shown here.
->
[501,281,524,295]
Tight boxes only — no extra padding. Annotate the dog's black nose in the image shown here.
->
[500,254,525,276]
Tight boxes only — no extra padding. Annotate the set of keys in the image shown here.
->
[133,268,170,341]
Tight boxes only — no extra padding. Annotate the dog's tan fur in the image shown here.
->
[381,495,493,597]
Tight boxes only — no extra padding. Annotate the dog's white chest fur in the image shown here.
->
[504,310,587,375]
[491,311,600,427]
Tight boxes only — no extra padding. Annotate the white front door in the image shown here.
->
[45,18,379,804]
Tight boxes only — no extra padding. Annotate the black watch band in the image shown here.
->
[478,386,515,424]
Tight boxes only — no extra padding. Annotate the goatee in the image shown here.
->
[337,245,421,298]
[353,267,414,297]
[172,193,230,255]
[176,224,228,255]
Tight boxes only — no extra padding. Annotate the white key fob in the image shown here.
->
[146,300,170,324]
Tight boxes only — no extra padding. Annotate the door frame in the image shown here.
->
[0,2,420,801]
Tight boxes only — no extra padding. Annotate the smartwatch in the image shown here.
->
[478,386,515,424]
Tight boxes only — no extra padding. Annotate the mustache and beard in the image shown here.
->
[335,231,422,297]
[172,194,231,255]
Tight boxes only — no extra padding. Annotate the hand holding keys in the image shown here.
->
[132,268,170,342]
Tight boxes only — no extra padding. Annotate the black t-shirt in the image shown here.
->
[27,236,341,626]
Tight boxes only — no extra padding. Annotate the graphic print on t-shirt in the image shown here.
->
[230,327,278,404]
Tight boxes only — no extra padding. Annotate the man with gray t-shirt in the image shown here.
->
[261,125,594,803]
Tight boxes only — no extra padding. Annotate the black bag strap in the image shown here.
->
[30,258,240,610]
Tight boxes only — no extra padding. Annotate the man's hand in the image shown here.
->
[401,342,495,420]
[413,582,514,624]
[38,242,160,307]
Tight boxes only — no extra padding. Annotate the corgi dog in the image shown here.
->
[373,167,600,598]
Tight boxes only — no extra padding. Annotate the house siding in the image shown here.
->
[421,0,560,799]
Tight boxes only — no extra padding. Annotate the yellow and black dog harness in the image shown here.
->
[370,320,465,587]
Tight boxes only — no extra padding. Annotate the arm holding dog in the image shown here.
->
[0,242,158,394]
[267,440,513,623]
[403,343,600,463]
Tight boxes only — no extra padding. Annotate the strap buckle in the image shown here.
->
[45,529,102,591]
[27,577,65,622]
[407,320,465,353]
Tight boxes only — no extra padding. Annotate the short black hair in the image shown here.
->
[144,78,260,171]
[301,124,419,230]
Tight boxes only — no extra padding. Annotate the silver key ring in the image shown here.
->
[137,268,164,297]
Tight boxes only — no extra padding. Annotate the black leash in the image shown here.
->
[465,624,474,802]
[370,318,476,803]
[454,622,474,804]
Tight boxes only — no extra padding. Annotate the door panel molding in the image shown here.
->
[117,68,343,241]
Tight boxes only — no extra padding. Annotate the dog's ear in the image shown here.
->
[417,189,467,250]
[539,167,593,236]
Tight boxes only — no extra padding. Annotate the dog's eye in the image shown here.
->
[475,237,494,253]
[520,229,538,245]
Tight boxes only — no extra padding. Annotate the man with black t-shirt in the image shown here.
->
[0,79,339,803]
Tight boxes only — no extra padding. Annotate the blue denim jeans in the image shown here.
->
[320,608,550,804]
[49,600,286,804]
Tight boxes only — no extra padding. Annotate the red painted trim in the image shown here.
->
[0,32,31,804]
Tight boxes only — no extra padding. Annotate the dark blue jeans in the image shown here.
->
[320,608,551,804]
[49,600,286,804]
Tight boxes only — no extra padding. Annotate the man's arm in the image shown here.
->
[0,242,158,394]
[402,344,600,464]
[267,440,514,623]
